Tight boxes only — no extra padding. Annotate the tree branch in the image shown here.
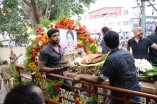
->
[44,1,49,18]
[23,0,31,7]
[30,0,41,25]
[15,0,30,17]
[48,0,53,19]
[44,0,52,18]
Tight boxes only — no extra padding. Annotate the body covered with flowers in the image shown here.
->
[24,18,98,101]
[25,18,98,72]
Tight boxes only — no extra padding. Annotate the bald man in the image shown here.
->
[127,27,157,60]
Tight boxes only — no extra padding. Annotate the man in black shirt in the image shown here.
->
[73,31,140,104]
[38,28,72,91]
[147,26,157,64]
[100,26,109,54]
[127,27,157,60]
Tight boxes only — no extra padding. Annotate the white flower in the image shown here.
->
[38,41,43,46]
[135,59,153,72]
[42,27,48,31]
[28,41,32,46]
[74,57,84,63]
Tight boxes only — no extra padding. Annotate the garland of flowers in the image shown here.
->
[135,59,157,82]
[44,79,64,101]
[24,17,98,102]
[24,17,98,73]
[55,18,98,54]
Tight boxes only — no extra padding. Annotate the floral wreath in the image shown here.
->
[24,17,98,73]
[23,17,98,101]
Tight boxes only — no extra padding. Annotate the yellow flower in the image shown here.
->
[89,43,94,47]
[43,32,47,37]
[36,72,42,77]
[53,95,60,102]
[28,63,37,71]
[28,63,35,67]
[31,67,37,71]
[77,40,83,44]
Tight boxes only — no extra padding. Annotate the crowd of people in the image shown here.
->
[0,26,157,104]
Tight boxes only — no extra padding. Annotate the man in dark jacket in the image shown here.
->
[100,26,109,54]
[147,26,157,64]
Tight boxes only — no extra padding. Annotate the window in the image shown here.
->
[112,22,115,26]
[109,12,115,16]
[126,21,129,25]
[118,22,121,26]
[123,10,128,15]
[102,13,107,17]
[95,15,99,18]
[109,23,111,26]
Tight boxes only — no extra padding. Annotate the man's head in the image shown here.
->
[47,28,60,45]
[4,83,44,104]
[133,27,142,36]
[101,26,109,35]
[66,30,74,46]
[104,31,119,49]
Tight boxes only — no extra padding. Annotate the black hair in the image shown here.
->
[102,26,109,34]
[47,28,59,38]
[66,30,74,40]
[4,83,42,104]
[155,26,157,33]
[104,31,119,49]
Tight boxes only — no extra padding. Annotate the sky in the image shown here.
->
[88,0,137,12]
[87,0,157,13]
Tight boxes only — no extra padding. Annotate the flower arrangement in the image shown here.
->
[135,59,157,82]
[55,18,98,54]
[24,17,98,102]
[24,17,98,72]
[135,59,153,72]
[44,79,64,102]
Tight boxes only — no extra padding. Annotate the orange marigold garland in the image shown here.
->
[24,17,98,102]
[25,17,98,72]
[55,18,98,54]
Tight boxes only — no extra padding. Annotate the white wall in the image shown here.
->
[0,47,26,64]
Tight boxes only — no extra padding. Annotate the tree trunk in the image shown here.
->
[30,0,41,25]
[22,0,41,27]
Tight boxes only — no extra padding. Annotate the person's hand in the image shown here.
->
[60,63,70,71]
[60,66,70,71]
[53,67,68,71]
[73,75,81,82]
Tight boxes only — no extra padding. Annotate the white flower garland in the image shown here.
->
[134,59,153,72]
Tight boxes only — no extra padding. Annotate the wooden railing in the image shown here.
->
[15,65,157,104]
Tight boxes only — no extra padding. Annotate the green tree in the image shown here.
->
[9,0,95,26]
[0,0,28,39]
[0,0,95,44]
